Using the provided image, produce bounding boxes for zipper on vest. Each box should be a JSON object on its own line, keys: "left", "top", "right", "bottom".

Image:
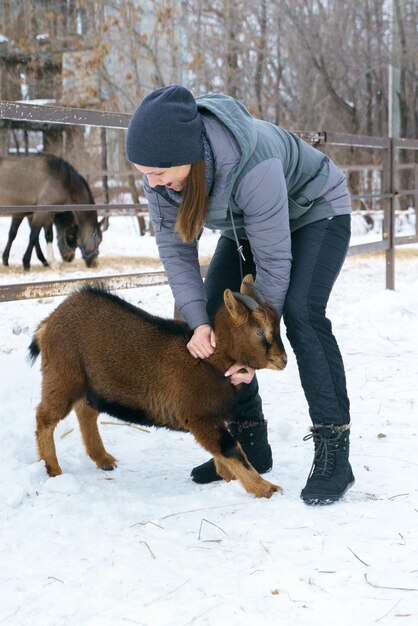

{"left": 229, "top": 203, "right": 246, "bottom": 261}
{"left": 228, "top": 202, "right": 246, "bottom": 281}
{"left": 156, "top": 195, "right": 164, "bottom": 231}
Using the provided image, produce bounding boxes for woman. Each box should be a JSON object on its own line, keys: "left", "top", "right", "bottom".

{"left": 126, "top": 85, "right": 354, "bottom": 505}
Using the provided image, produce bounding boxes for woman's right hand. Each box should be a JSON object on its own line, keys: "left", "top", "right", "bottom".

{"left": 187, "top": 324, "right": 217, "bottom": 359}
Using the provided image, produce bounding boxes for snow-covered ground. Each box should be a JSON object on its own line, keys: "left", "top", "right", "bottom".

{"left": 0, "top": 215, "right": 417, "bottom": 626}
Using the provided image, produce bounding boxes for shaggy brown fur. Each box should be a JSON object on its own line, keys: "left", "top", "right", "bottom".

{"left": 29, "top": 275, "right": 287, "bottom": 498}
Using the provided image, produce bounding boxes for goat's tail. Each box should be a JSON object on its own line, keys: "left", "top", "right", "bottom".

{"left": 28, "top": 336, "right": 40, "bottom": 365}
{"left": 27, "top": 320, "right": 47, "bottom": 365}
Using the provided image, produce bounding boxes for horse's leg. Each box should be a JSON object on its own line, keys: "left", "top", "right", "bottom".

{"left": 32, "top": 217, "right": 50, "bottom": 267}
{"left": 33, "top": 215, "right": 55, "bottom": 267}
{"left": 23, "top": 214, "right": 46, "bottom": 271}
{"left": 34, "top": 238, "right": 48, "bottom": 267}
{"left": 2, "top": 216, "right": 24, "bottom": 266}
{"left": 44, "top": 222, "right": 55, "bottom": 265}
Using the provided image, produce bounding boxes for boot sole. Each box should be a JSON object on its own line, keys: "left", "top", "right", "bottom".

{"left": 301, "top": 478, "right": 355, "bottom": 506}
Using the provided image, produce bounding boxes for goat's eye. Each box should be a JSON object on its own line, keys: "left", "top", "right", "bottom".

{"left": 256, "top": 329, "right": 264, "bottom": 336}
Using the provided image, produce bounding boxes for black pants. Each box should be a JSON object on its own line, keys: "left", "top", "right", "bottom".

{"left": 204, "top": 214, "right": 351, "bottom": 426}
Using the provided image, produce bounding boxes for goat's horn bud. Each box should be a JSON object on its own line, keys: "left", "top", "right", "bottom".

{"left": 232, "top": 292, "right": 259, "bottom": 311}
{"left": 243, "top": 281, "right": 265, "bottom": 305}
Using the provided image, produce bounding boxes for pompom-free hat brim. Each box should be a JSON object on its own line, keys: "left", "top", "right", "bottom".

{"left": 126, "top": 85, "right": 204, "bottom": 167}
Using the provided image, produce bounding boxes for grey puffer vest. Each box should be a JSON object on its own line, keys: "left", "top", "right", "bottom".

{"left": 143, "top": 93, "right": 351, "bottom": 329}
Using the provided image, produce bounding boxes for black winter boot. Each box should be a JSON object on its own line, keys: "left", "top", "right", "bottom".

{"left": 300, "top": 423, "right": 355, "bottom": 505}
{"left": 190, "top": 420, "right": 273, "bottom": 484}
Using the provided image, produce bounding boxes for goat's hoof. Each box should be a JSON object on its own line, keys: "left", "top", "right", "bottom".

{"left": 2, "top": 260, "right": 8, "bottom": 266}
{"left": 254, "top": 480, "right": 283, "bottom": 499}
{"left": 97, "top": 455, "right": 118, "bottom": 471}
{"left": 46, "top": 465, "right": 63, "bottom": 478}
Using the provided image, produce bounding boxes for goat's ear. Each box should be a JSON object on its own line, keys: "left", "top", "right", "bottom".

{"left": 224, "top": 289, "right": 249, "bottom": 325}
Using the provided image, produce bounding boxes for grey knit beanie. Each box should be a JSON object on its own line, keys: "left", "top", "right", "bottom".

{"left": 125, "top": 85, "right": 204, "bottom": 167}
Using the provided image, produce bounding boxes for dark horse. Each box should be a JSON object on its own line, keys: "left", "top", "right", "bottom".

{"left": 1, "top": 154, "right": 102, "bottom": 270}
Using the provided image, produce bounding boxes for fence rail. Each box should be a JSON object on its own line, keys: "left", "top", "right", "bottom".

{"left": 0, "top": 271, "right": 168, "bottom": 303}
{"left": 0, "top": 204, "right": 149, "bottom": 216}
{"left": 1, "top": 100, "right": 417, "bottom": 303}
{"left": 0, "top": 100, "right": 130, "bottom": 129}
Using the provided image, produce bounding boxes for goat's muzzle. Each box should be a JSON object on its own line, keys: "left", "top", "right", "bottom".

{"left": 267, "top": 353, "right": 288, "bottom": 371}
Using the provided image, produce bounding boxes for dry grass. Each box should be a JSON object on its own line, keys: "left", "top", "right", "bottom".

{"left": 1, "top": 247, "right": 415, "bottom": 280}
{"left": 0, "top": 255, "right": 163, "bottom": 276}
{"left": 95, "top": 256, "right": 164, "bottom": 269}
{"left": 390, "top": 247, "right": 418, "bottom": 259}
{"left": 348, "top": 246, "right": 418, "bottom": 261}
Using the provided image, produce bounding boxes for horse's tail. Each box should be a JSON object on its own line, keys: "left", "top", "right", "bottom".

{"left": 45, "top": 155, "right": 95, "bottom": 206}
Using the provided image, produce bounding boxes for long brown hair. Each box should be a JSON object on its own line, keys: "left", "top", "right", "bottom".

{"left": 174, "top": 160, "right": 208, "bottom": 242}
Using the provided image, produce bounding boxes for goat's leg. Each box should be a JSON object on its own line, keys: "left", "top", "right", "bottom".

{"left": 74, "top": 400, "right": 117, "bottom": 471}
{"left": 215, "top": 450, "right": 283, "bottom": 499}
{"left": 189, "top": 420, "right": 282, "bottom": 498}
{"left": 36, "top": 401, "right": 70, "bottom": 477}
{"left": 213, "top": 457, "right": 236, "bottom": 482}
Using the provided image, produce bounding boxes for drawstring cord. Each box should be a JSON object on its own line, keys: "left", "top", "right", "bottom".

{"left": 228, "top": 203, "right": 245, "bottom": 281}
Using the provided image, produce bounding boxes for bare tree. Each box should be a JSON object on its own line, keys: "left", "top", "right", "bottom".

{"left": 2, "top": 0, "right": 417, "bottom": 202}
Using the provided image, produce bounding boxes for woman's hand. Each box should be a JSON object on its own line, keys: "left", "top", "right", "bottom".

{"left": 187, "top": 327, "right": 254, "bottom": 384}
{"left": 187, "top": 324, "right": 217, "bottom": 359}
{"left": 225, "top": 364, "right": 255, "bottom": 386}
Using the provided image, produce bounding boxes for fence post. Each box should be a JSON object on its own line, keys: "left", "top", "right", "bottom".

{"left": 385, "top": 138, "right": 396, "bottom": 290}
{"left": 415, "top": 162, "right": 418, "bottom": 240}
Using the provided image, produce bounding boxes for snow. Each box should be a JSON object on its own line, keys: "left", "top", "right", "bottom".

{"left": 14, "top": 99, "right": 57, "bottom": 106}
{"left": 1, "top": 215, "right": 418, "bottom": 625}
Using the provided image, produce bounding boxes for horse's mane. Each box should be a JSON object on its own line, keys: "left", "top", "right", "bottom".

{"left": 44, "top": 154, "right": 95, "bottom": 205}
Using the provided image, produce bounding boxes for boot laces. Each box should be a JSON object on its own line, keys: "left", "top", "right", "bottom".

{"left": 304, "top": 423, "right": 350, "bottom": 480}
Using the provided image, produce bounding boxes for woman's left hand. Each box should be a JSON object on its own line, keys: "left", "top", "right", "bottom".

{"left": 225, "top": 363, "right": 255, "bottom": 386}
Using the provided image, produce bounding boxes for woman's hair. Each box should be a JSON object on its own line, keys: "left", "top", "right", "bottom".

{"left": 174, "top": 160, "right": 208, "bottom": 243}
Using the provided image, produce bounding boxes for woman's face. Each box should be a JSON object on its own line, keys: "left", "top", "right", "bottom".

{"left": 134, "top": 164, "right": 191, "bottom": 191}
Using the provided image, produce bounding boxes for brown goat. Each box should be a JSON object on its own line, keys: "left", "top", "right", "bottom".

{"left": 29, "top": 275, "right": 287, "bottom": 498}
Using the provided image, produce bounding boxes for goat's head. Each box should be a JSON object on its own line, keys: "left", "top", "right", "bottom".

{"left": 221, "top": 274, "right": 287, "bottom": 371}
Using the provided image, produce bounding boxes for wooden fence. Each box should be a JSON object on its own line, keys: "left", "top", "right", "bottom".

{"left": 0, "top": 100, "right": 417, "bottom": 303}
